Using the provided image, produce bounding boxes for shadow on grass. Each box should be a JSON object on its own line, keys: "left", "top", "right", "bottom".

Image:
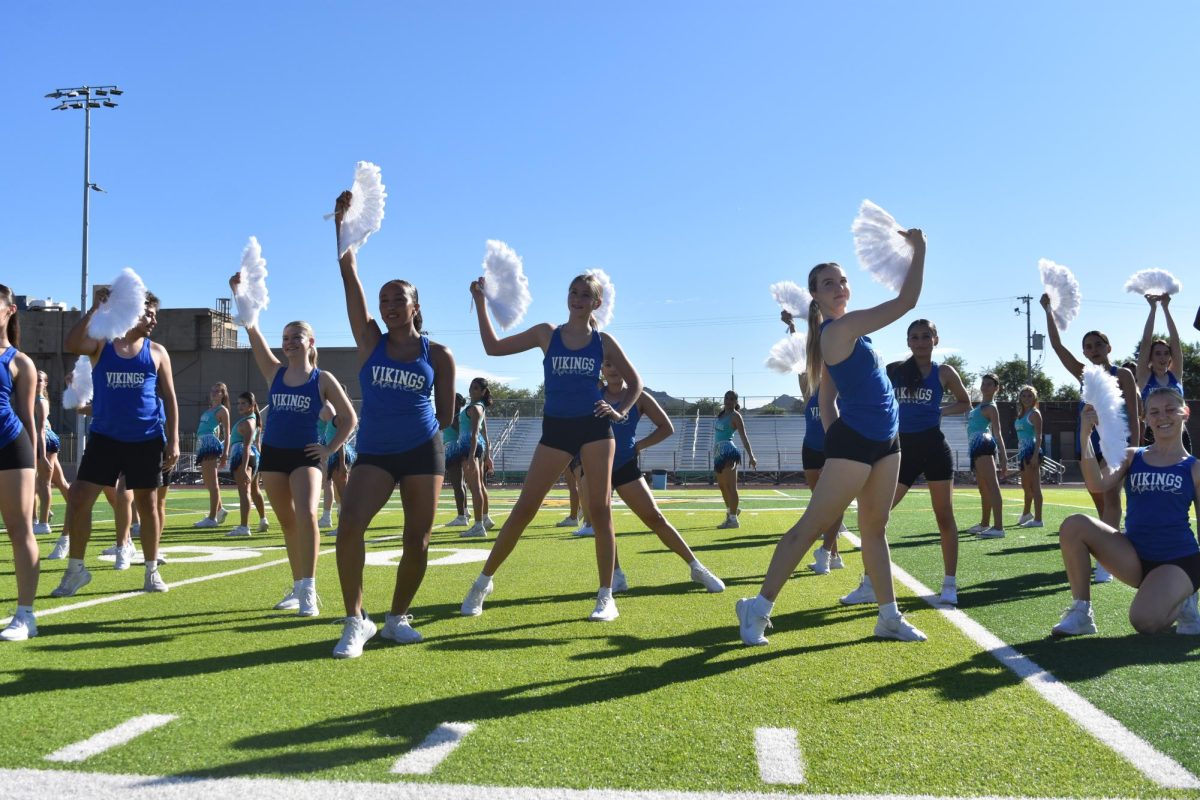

{"left": 955, "top": 569, "right": 1065, "bottom": 608}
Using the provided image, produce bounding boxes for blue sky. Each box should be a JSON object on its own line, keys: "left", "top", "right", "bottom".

{"left": 3, "top": 2, "right": 1197, "bottom": 403}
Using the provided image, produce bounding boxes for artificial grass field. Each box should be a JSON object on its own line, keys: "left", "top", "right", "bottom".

{"left": 2, "top": 484, "right": 1199, "bottom": 798}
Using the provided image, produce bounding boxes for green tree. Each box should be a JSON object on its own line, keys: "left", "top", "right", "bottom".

{"left": 685, "top": 397, "right": 723, "bottom": 415}
{"left": 981, "top": 356, "right": 1054, "bottom": 402}
{"left": 940, "top": 354, "right": 976, "bottom": 391}
{"left": 1052, "top": 384, "right": 1080, "bottom": 402}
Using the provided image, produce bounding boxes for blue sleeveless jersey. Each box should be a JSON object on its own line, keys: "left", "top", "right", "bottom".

{"left": 0, "top": 348, "right": 25, "bottom": 449}
{"left": 91, "top": 340, "right": 162, "bottom": 442}
{"left": 822, "top": 321, "right": 898, "bottom": 441}
{"left": 357, "top": 336, "right": 439, "bottom": 454}
{"left": 1124, "top": 450, "right": 1198, "bottom": 561}
{"left": 263, "top": 367, "right": 323, "bottom": 449}
{"left": 543, "top": 327, "right": 603, "bottom": 417}
{"left": 803, "top": 391, "right": 825, "bottom": 452}
{"left": 612, "top": 401, "right": 642, "bottom": 467}
{"left": 1142, "top": 370, "right": 1184, "bottom": 401}
{"left": 894, "top": 362, "right": 944, "bottom": 434}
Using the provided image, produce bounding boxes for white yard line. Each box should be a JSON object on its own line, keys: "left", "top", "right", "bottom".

{"left": 44, "top": 715, "right": 178, "bottom": 763}
{"left": 753, "top": 727, "right": 804, "bottom": 785}
{"left": 390, "top": 722, "right": 476, "bottom": 775}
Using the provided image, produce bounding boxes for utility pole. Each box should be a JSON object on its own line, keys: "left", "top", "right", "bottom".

{"left": 1015, "top": 295, "right": 1033, "bottom": 383}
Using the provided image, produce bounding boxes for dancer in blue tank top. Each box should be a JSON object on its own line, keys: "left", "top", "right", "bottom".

{"left": 193, "top": 382, "right": 232, "bottom": 530}
{"left": 225, "top": 391, "right": 268, "bottom": 537}
{"left": 462, "top": 271, "right": 643, "bottom": 624}
{"left": 53, "top": 289, "right": 179, "bottom": 600}
{"left": 457, "top": 378, "right": 497, "bottom": 538}
{"left": 1051, "top": 388, "right": 1200, "bottom": 637}
{"left": 33, "top": 370, "right": 71, "bottom": 539}
{"left": 1013, "top": 385, "right": 1045, "bottom": 528}
{"left": 330, "top": 191, "right": 454, "bottom": 658}
{"left": 1136, "top": 293, "right": 1192, "bottom": 454}
{"left": 712, "top": 391, "right": 757, "bottom": 529}
{"left": 964, "top": 374, "right": 1008, "bottom": 538}
{"left": 232, "top": 272, "right": 357, "bottom": 621}
{"left": 738, "top": 226, "right": 930, "bottom": 646}
{"left": 0, "top": 285, "right": 41, "bottom": 642}
{"left": 317, "top": 401, "right": 356, "bottom": 533}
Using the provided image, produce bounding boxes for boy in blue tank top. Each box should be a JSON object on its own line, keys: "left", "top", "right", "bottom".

{"left": 52, "top": 290, "right": 180, "bottom": 598}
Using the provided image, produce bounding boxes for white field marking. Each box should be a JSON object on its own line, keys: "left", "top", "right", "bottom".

{"left": 841, "top": 530, "right": 1200, "bottom": 790}
{"left": 390, "top": 721, "right": 477, "bottom": 775}
{"left": 753, "top": 727, "right": 804, "bottom": 785}
{"left": 0, "top": 768, "right": 1129, "bottom": 800}
{"left": 43, "top": 715, "right": 178, "bottom": 763}
{"left": 773, "top": 489, "right": 791, "bottom": 497}
{"left": 97, "top": 546, "right": 264, "bottom": 565}
{"left": 364, "top": 548, "right": 490, "bottom": 568}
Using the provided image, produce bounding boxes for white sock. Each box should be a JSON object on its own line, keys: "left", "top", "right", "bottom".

{"left": 16, "top": 604, "right": 33, "bottom": 616}
{"left": 145, "top": 561, "right": 157, "bottom": 575}
{"left": 67, "top": 558, "right": 84, "bottom": 572}
{"left": 474, "top": 572, "right": 491, "bottom": 588}
{"left": 861, "top": 574, "right": 873, "bottom": 588}
{"left": 598, "top": 587, "right": 613, "bottom": 601}
{"left": 687, "top": 558, "right": 701, "bottom": 570}
{"left": 751, "top": 594, "right": 774, "bottom": 617}
{"left": 943, "top": 576, "right": 956, "bottom": 587}
{"left": 879, "top": 601, "right": 900, "bottom": 619}
{"left": 1073, "top": 599, "right": 1092, "bottom": 611}
{"left": 297, "top": 577, "right": 315, "bottom": 592}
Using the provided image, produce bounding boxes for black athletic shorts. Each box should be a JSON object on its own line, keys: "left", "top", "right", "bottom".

{"left": 356, "top": 435, "right": 446, "bottom": 482}
{"left": 259, "top": 444, "right": 321, "bottom": 475}
{"left": 540, "top": 415, "right": 613, "bottom": 456}
{"left": 898, "top": 428, "right": 954, "bottom": 486}
{"left": 161, "top": 467, "right": 172, "bottom": 488}
{"left": 0, "top": 433, "right": 34, "bottom": 471}
{"left": 1139, "top": 553, "right": 1200, "bottom": 594}
{"left": 77, "top": 431, "right": 163, "bottom": 490}
{"left": 802, "top": 445, "right": 826, "bottom": 471}
{"left": 612, "top": 458, "right": 642, "bottom": 489}
{"left": 823, "top": 418, "right": 900, "bottom": 466}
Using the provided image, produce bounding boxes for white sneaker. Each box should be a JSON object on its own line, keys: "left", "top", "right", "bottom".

{"left": 482, "top": 516, "right": 496, "bottom": 530}
{"left": 216, "top": 507, "right": 229, "bottom": 525}
{"left": 690, "top": 564, "right": 726, "bottom": 593}
{"left": 1093, "top": 563, "right": 1113, "bottom": 583}
{"left": 612, "top": 568, "right": 629, "bottom": 594}
{"left": 258, "top": 518, "right": 270, "bottom": 532}
{"left": 875, "top": 613, "right": 928, "bottom": 642}
{"left": 114, "top": 543, "right": 133, "bottom": 571}
{"left": 1052, "top": 603, "right": 1097, "bottom": 637}
{"left": 193, "top": 517, "right": 218, "bottom": 528}
{"left": 47, "top": 536, "right": 70, "bottom": 560}
{"left": 829, "top": 553, "right": 845, "bottom": 570}
{"left": 840, "top": 575, "right": 876, "bottom": 605}
{"left": 333, "top": 615, "right": 378, "bottom": 658}
{"left": 572, "top": 524, "right": 595, "bottom": 537}
{"left": 51, "top": 565, "right": 91, "bottom": 597}
{"left": 555, "top": 516, "right": 578, "bottom": 528}
{"left": 1176, "top": 594, "right": 1200, "bottom": 635}
{"left": 735, "top": 597, "right": 771, "bottom": 646}
{"left": 143, "top": 569, "right": 169, "bottom": 593}
{"left": 716, "top": 513, "right": 740, "bottom": 530}
{"left": 1019, "top": 519, "right": 1044, "bottom": 528}
{"left": 101, "top": 542, "right": 121, "bottom": 556}
{"left": 274, "top": 589, "right": 300, "bottom": 611}
{"left": 381, "top": 613, "right": 423, "bottom": 644}
{"left": 318, "top": 512, "right": 333, "bottom": 530}
{"left": 131, "top": 523, "right": 140, "bottom": 536}
{"left": 966, "top": 523, "right": 988, "bottom": 535}
{"left": 0, "top": 611, "right": 37, "bottom": 641}
{"left": 1016, "top": 512, "right": 1034, "bottom": 526}
{"left": 808, "top": 547, "right": 831, "bottom": 575}
{"left": 461, "top": 578, "right": 493, "bottom": 616}
{"left": 588, "top": 593, "right": 619, "bottom": 622}
{"left": 33, "top": 521, "right": 52, "bottom": 536}
{"left": 978, "top": 527, "right": 1006, "bottom": 539}
{"left": 460, "top": 522, "right": 487, "bottom": 538}
{"left": 838, "top": 522, "right": 850, "bottom": 534}
{"left": 298, "top": 586, "right": 320, "bottom": 617}
{"left": 226, "top": 525, "right": 252, "bottom": 537}
{"left": 938, "top": 585, "right": 958, "bottom": 607}
{"left": 447, "top": 514, "right": 470, "bottom": 527}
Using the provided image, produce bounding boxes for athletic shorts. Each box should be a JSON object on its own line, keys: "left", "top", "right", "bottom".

{"left": 898, "top": 428, "right": 954, "bottom": 486}
{"left": 969, "top": 437, "right": 998, "bottom": 469}
{"left": 77, "top": 431, "right": 163, "bottom": 489}
{"left": 161, "top": 467, "right": 173, "bottom": 488}
{"left": 540, "top": 415, "right": 613, "bottom": 456}
{"left": 259, "top": 444, "right": 321, "bottom": 475}
{"left": 823, "top": 418, "right": 900, "bottom": 466}
{"left": 612, "top": 458, "right": 642, "bottom": 489}
{"left": 356, "top": 434, "right": 446, "bottom": 482}
{"left": 802, "top": 445, "right": 826, "bottom": 472}
{"left": 568, "top": 453, "right": 581, "bottom": 472}
{"left": 1139, "top": 553, "right": 1200, "bottom": 594}
{"left": 0, "top": 433, "right": 34, "bottom": 471}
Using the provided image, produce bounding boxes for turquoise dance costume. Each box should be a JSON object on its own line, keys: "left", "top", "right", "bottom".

{"left": 318, "top": 416, "right": 357, "bottom": 472}
{"left": 1015, "top": 409, "right": 1042, "bottom": 468}
{"left": 229, "top": 414, "right": 260, "bottom": 474}
{"left": 712, "top": 412, "right": 741, "bottom": 472}
{"left": 967, "top": 401, "right": 998, "bottom": 466}
{"left": 457, "top": 401, "right": 487, "bottom": 461}
{"left": 195, "top": 407, "right": 224, "bottom": 462}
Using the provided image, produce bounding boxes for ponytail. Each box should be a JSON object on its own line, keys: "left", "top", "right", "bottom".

{"left": 804, "top": 297, "right": 823, "bottom": 395}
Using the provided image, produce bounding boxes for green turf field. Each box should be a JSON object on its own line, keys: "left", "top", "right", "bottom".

{"left": 2, "top": 485, "right": 1199, "bottom": 799}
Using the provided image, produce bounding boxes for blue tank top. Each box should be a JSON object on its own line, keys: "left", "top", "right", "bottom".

{"left": 967, "top": 402, "right": 994, "bottom": 449}
{"left": 803, "top": 391, "right": 825, "bottom": 452}
{"left": 714, "top": 412, "right": 735, "bottom": 444}
{"left": 263, "top": 367, "right": 323, "bottom": 449}
{"left": 822, "top": 321, "right": 898, "bottom": 441}
{"left": 543, "top": 327, "right": 603, "bottom": 417}
{"left": 1124, "top": 450, "right": 1198, "bottom": 561}
{"left": 357, "top": 336, "right": 439, "bottom": 455}
{"left": 0, "top": 348, "right": 25, "bottom": 449}
{"left": 91, "top": 340, "right": 162, "bottom": 442}
{"left": 611, "top": 401, "right": 642, "bottom": 467}
{"left": 458, "top": 402, "right": 486, "bottom": 452}
{"left": 196, "top": 407, "right": 222, "bottom": 439}
{"left": 894, "top": 362, "right": 944, "bottom": 434}
{"left": 1142, "top": 370, "right": 1184, "bottom": 401}
{"left": 1015, "top": 409, "right": 1036, "bottom": 446}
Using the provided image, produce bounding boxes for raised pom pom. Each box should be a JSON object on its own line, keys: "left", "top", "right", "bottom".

{"left": 770, "top": 281, "right": 812, "bottom": 319}
{"left": 852, "top": 200, "right": 913, "bottom": 292}
{"left": 335, "top": 161, "right": 386, "bottom": 257}
{"left": 87, "top": 268, "right": 148, "bottom": 341}
{"left": 233, "top": 236, "right": 269, "bottom": 328}
{"left": 483, "top": 240, "right": 532, "bottom": 330}
{"left": 1123, "top": 268, "right": 1182, "bottom": 297}
{"left": 1081, "top": 364, "right": 1129, "bottom": 465}
{"left": 1039, "top": 258, "right": 1081, "bottom": 331}
{"left": 584, "top": 268, "right": 616, "bottom": 329}
{"left": 62, "top": 356, "right": 93, "bottom": 410}
{"left": 765, "top": 333, "right": 807, "bottom": 374}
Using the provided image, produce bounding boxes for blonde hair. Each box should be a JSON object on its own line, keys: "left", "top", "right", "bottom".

{"left": 1018, "top": 384, "right": 1039, "bottom": 410}
{"left": 570, "top": 274, "right": 603, "bottom": 329}
{"left": 37, "top": 370, "right": 49, "bottom": 399}
{"left": 804, "top": 263, "right": 838, "bottom": 395}
{"left": 284, "top": 321, "right": 319, "bottom": 367}
{"left": 211, "top": 382, "right": 229, "bottom": 408}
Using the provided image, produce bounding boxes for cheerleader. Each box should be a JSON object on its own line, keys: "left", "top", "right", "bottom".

{"left": 965, "top": 374, "right": 1008, "bottom": 538}
{"left": 1014, "top": 386, "right": 1044, "bottom": 528}
{"left": 737, "top": 228, "right": 929, "bottom": 646}
{"left": 317, "top": 401, "right": 355, "bottom": 532}
{"left": 331, "top": 192, "right": 453, "bottom": 658}
{"left": 459, "top": 377, "right": 496, "bottom": 537}
{"left": 231, "top": 274, "right": 357, "bottom": 618}
{"left": 192, "top": 383, "right": 231, "bottom": 529}
{"left": 225, "top": 391, "right": 268, "bottom": 537}
{"left": 1050, "top": 388, "right": 1200, "bottom": 636}
{"left": 461, "top": 272, "right": 643, "bottom": 622}
{"left": 444, "top": 393, "right": 470, "bottom": 526}
{"left": 33, "top": 371, "right": 70, "bottom": 537}
{"left": 0, "top": 285, "right": 40, "bottom": 641}
{"left": 713, "top": 391, "right": 757, "bottom": 529}
{"left": 1136, "top": 294, "right": 1190, "bottom": 451}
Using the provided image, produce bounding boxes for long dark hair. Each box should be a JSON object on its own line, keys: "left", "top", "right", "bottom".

{"left": 383, "top": 280, "right": 424, "bottom": 333}
{"left": 471, "top": 377, "right": 493, "bottom": 407}
{"left": 888, "top": 319, "right": 937, "bottom": 395}
{"left": 0, "top": 284, "right": 21, "bottom": 347}
{"left": 238, "top": 391, "right": 261, "bottom": 428}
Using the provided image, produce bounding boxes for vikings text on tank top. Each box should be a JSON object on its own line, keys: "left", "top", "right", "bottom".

{"left": 1142, "top": 370, "right": 1184, "bottom": 401}
{"left": 714, "top": 412, "right": 735, "bottom": 444}
{"left": 0, "top": 348, "right": 25, "bottom": 448}
{"left": 1123, "top": 449, "right": 1199, "bottom": 561}
{"left": 821, "top": 320, "right": 899, "bottom": 441}
{"left": 543, "top": 326, "right": 604, "bottom": 417}
{"left": 263, "top": 366, "right": 323, "bottom": 449}
{"left": 90, "top": 340, "right": 163, "bottom": 442}
{"left": 967, "top": 402, "right": 994, "bottom": 449}
{"left": 196, "top": 407, "right": 221, "bottom": 439}
{"left": 894, "top": 362, "right": 944, "bottom": 434}
{"left": 357, "top": 336, "right": 438, "bottom": 454}
{"left": 458, "top": 401, "right": 486, "bottom": 451}
{"left": 803, "top": 391, "right": 825, "bottom": 452}
{"left": 611, "top": 401, "right": 642, "bottom": 467}
{"left": 230, "top": 415, "right": 254, "bottom": 446}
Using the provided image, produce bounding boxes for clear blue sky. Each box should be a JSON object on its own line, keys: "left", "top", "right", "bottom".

{"left": 3, "top": 2, "right": 1197, "bottom": 403}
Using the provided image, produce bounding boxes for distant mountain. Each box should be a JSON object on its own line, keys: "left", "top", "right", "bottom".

{"left": 645, "top": 387, "right": 689, "bottom": 412}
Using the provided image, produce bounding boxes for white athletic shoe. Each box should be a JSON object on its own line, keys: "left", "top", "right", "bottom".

{"left": 447, "top": 514, "right": 470, "bottom": 527}
{"left": 735, "top": 597, "right": 771, "bottom": 646}
{"left": 1052, "top": 603, "right": 1097, "bottom": 637}
{"left": 829, "top": 553, "right": 845, "bottom": 570}
{"left": 938, "top": 585, "right": 958, "bottom": 607}
{"left": 333, "top": 615, "right": 378, "bottom": 659}
{"left": 612, "top": 568, "right": 629, "bottom": 594}
{"left": 1016, "top": 512, "right": 1034, "bottom": 526}
{"left": 838, "top": 522, "right": 850, "bottom": 534}
{"left": 555, "top": 516, "right": 578, "bottom": 528}
{"left": 381, "top": 613, "right": 423, "bottom": 644}
{"left": 840, "top": 575, "right": 876, "bottom": 605}
{"left": 258, "top": 518, "right": 270, "bottom": 532}
{"left": 0, "top": 611, "right": 37, "bottom": 641}
{"left": 1019, "top": 519, "right": 1044, "bottom": 528}
{"left": 460, "top": 522, "right": 487, "bottom": 538}
{"left": 193, "top": 517, "right": 218, "bottom": 529}
{"left": 274, "top": 589, "right": 300, "bottom": 611}
{"left": 47, "top": 535, "right": 70, "bottom": 560}
{"left": 226, "top": 525, "right": 252, "bottom": 537}
{"left": 131, "top": 523, "right": 140, "bottom": 536}
{"left": 716, "top": 513, "right": 740, "bottom": 530}
{"left": 482, "top": 516, "right": 496, "bottom": 530}
{"left": 101, "top": 542, "right": 121, "bottom": 556}
{"left": 1176, "top": 594, "right": 1200, "bottom": 635}
{"left": 143, "top": 569, "right": 169, "bottom": 593}
{"left": 461, "top": 578, "right": 493, "bottom": 616}
{"left": 216, "top": 507, "right": 229, "bottom": 525}
{"left": 298, "top": 586, "right": 320, "bottom": 617}
{"left": 588, "top": 593, "right": 619, "bottom": 622}
{"left": 51, "top": 565, "right": 91, "bottom": 597}
{"left": 977, "top": 527, "right": 1006, "bottom": 539}
{"left": 114, "top": 542, "right": 134, "bottom": 571}
{"left": 33, "top": 522, "right": 52, "bottom": 536}
{"left": 1093, "top": 563, "right": 1113, "bottom": 583}
{"left": 690, "top": 564, "right": 726, "bottom": 593}
{"left": 809, "top": 547, "right": 831, "bottom": 575}
{"left": 875, "top": 613, "right": 928, "bottom": 642}
{"left": 572, "top": 524, "right": 595, "bottom": 537}
{"left": 966, "top": 523, "right": 988, "bottom": 535}
{"left": 318, "top": 512, "right": 333, "bottom": 530}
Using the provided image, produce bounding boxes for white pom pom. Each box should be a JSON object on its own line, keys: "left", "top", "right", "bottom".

{"left": 87, "top": 268, "right": 148, "bottom": 341}
{"left": 1081, "top": 364, "right": 1129, "bottom": 464}
{"left": 770, "top": 281, "right": 812, "bottom": 319}
{"left": 335, "top": 161, "right": 386, "bottom": 258}
{"left": 1038, "top": 258, "right": 1082, "bottom": 331}
{"left": 482, "top": 240, "right": 532, "bottom": 330}
{"left": 584, "top": 268, "right": 616, "bottom": 329}
{"left": 233, "top": 236, "right": 270, "bottom": 328}
{"left": 851, "top": 200, "right": 913, "bottom": 292}
{"left": 1123, "top": 268, "right": 1183, "bottom": 297}
{"left": 765, "top": 333, "right": 807, "bottom": 374}
{"left": 62, "top": 356, "right": 93, "bottom": 410}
